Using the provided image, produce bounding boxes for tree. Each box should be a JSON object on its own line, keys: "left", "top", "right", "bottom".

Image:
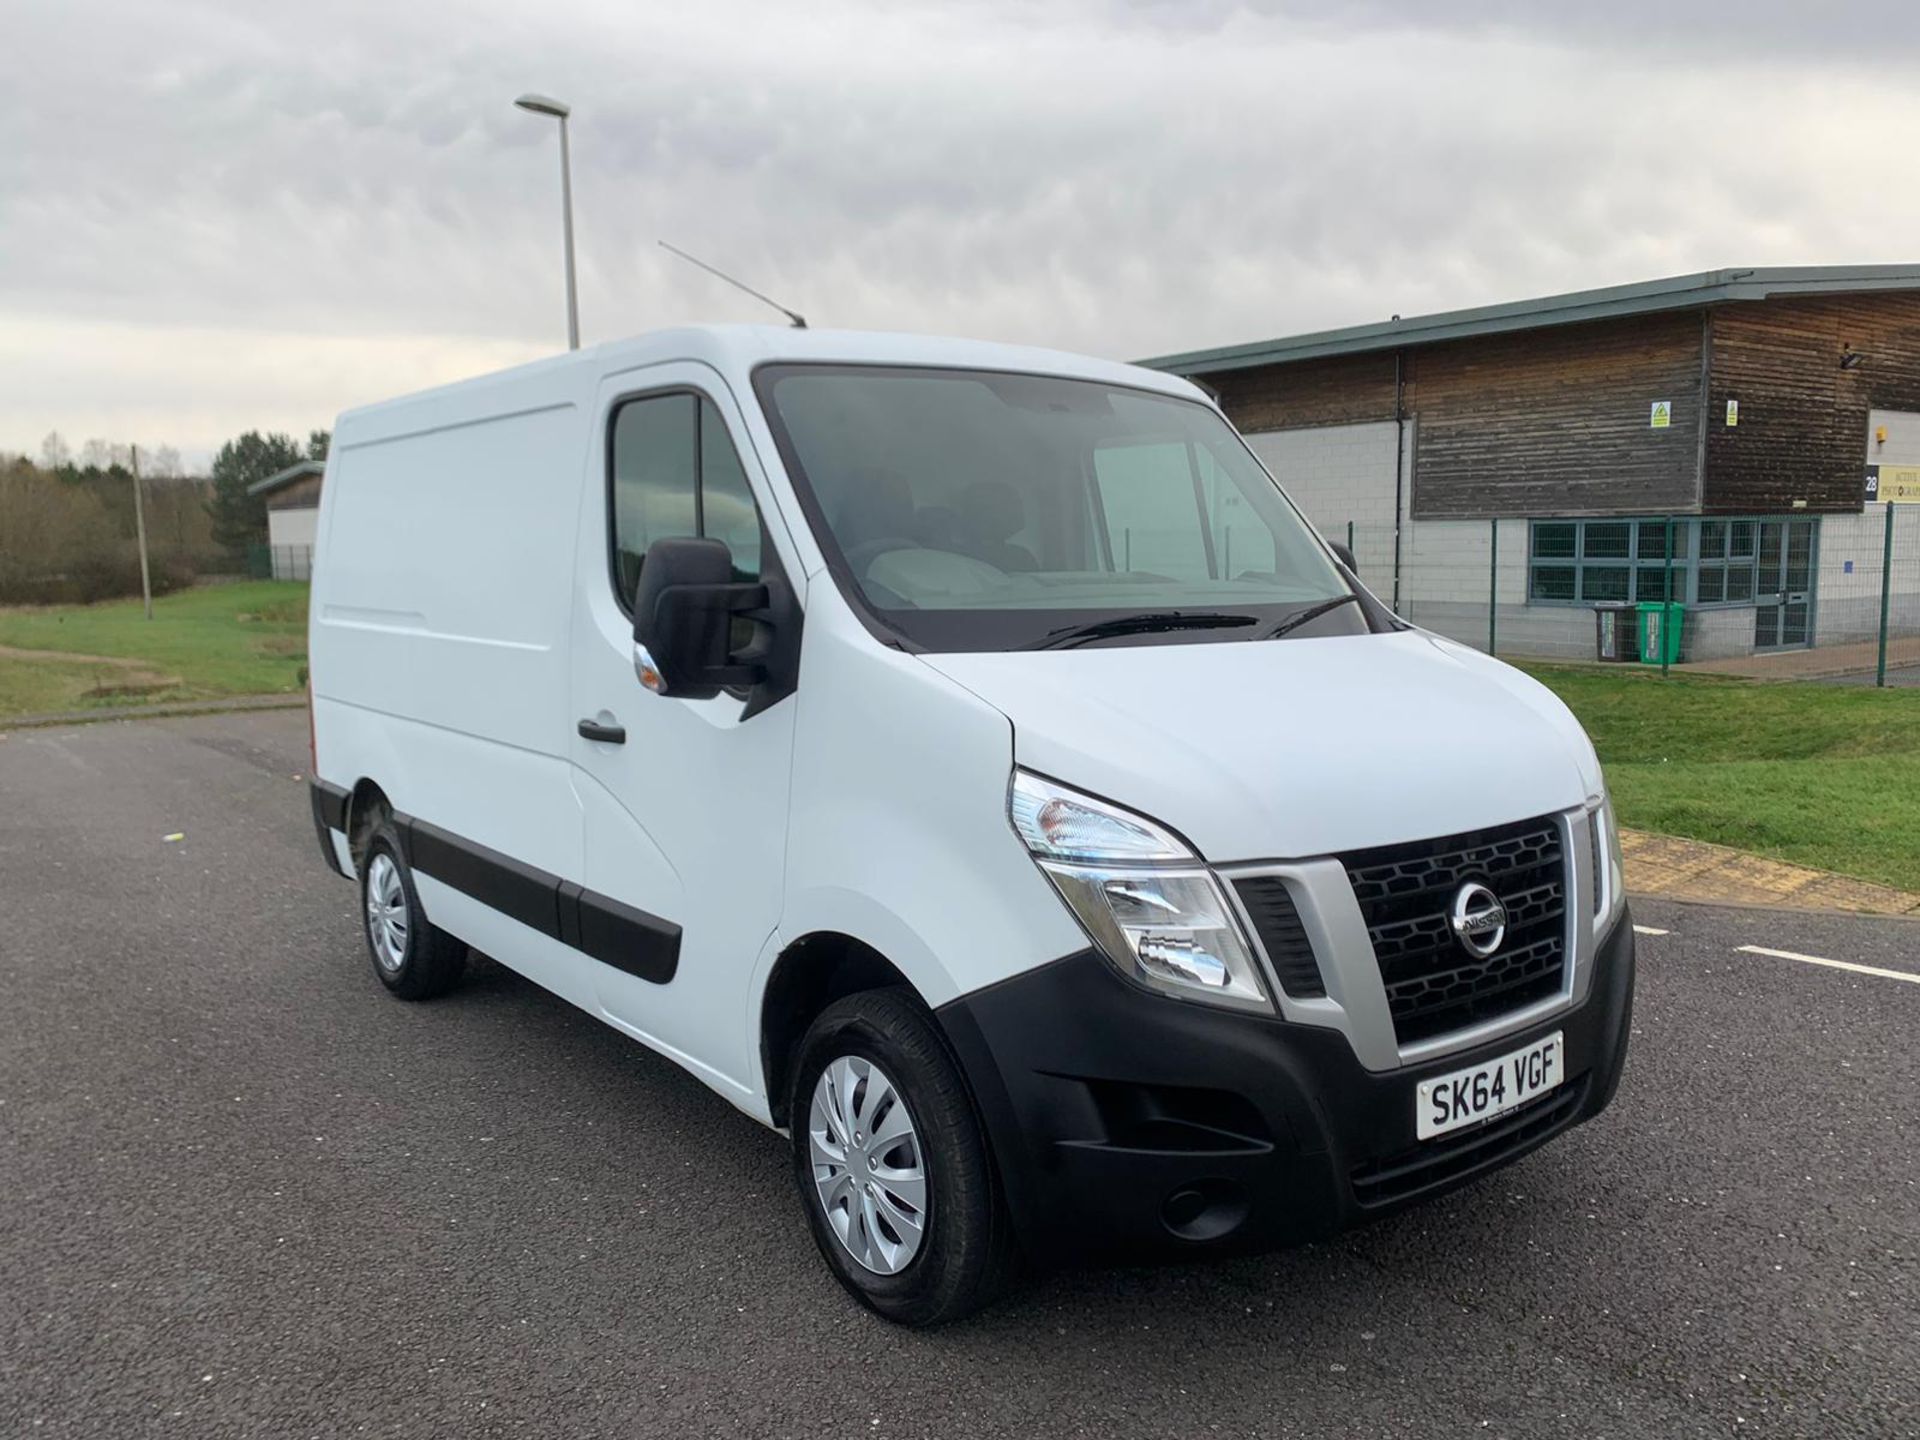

{"left": 207, "top": 430, "right": 307, "bottom": 556}
{"left": 307, "top": 428, "right": 331, "bottom": 463}
{"left": 40, "top": 431, "right": 70, "bottom": 471}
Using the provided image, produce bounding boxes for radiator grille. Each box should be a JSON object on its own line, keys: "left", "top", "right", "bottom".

{"left": 1344, "top": 817, "right": 1567, "bottom": 1046}
{"left": 1233, "top": 877, "right": 1325, "bottom": 998}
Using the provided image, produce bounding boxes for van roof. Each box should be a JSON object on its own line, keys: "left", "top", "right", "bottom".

{"left": 336, "top": 324, "right": 1208, "bottom": 427}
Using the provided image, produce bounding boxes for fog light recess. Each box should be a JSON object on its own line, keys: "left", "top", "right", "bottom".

{"left": 1159, "top": 1178, "right": 1250, "bottom": 1243}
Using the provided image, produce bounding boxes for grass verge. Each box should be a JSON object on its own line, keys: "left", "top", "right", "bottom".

{"left": 1, "top": 595, "right": 1911, "bottom": 891}
{"left": 1524, "top": 664, "right": 1920, "bottom": 893}
{"left": 0, "top": 581, "right": 308, "bottom": 719}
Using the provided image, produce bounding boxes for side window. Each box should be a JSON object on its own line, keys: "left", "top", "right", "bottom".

{"left": 610, "top": 392, "right": 763, "bottom": 607}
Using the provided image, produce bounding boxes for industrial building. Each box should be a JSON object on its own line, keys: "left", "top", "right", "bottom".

{"left": 1144, "top": 266, "right": 1920, "bottom": 660}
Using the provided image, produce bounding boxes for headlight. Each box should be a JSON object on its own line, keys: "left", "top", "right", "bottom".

{"left": 1010, "top": 772, "right": 1270, "bottom": 1011}
{"left": 1589, "top": 791, "right": 1626, "bottom": 931}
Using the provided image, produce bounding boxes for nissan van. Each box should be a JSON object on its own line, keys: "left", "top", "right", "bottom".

{"left": 307, "top": 325, "right": 1634, "bottom": 1325}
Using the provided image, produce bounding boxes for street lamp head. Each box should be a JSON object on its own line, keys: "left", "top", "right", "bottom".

{"left": 514, "top": 93, "right": 571, "bottom": 119}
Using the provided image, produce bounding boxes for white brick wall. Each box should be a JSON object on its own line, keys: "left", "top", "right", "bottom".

{"left": 1234, "top": 411, "right": 1920, "bottom": 662}
{"left": 1242, "top": 421, "right": 1402, "bottom": 582}
{"left": 1817, "top": 505, "right": 1920, "bottom": 644}
{"left": 1868, "top": 408, "right": 1920, "bottom": 467}
{"left": 267, "top": 505, "right": 318, "bottom": 550}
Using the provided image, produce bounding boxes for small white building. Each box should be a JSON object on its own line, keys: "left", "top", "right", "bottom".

{"left": 247, "top": 461, "right": 324, "bottom": 580}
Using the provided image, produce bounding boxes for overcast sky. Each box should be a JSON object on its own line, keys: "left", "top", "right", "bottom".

{"left": 4, "top": 0, "right": 1918, "bottom": 467}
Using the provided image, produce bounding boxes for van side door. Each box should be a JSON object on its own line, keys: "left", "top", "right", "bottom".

{"left": 566, "top": 364, "right": 799, "bottom": 1100}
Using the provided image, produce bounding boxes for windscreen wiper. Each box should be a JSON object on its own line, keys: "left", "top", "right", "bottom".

{"left": 1258, "top": 593, "right": 1361, "bottom": 640}
{"left": 1021, "top": 611, "right": 1259, "bottom": 651}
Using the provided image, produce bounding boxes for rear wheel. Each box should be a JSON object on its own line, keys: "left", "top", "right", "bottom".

{"left": 358, "top": 821, "right": 466, "bottom": 1000}
{"left": 790, "top": 988, "right": 1012, "bottom": 1326}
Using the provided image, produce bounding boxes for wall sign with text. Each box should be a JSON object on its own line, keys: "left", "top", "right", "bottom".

{"left": 1866, "top": 465, "right": 1920, "bottom": 503}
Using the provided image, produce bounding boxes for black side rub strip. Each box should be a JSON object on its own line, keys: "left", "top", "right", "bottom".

{"left": 576, "top": 890, "right": 680, "bottom": 984}
{"left": 393, "top": 813, "right": 682, "bottom": 985}
{"left": 307, "top": 780, "right": 681, "bottom": 985}
{"left": 406, "top": 818, "right": 563, "bottom": 939}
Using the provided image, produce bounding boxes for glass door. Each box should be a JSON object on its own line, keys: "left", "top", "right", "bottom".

{"left": 1754, "top": 518, "right": 1816, "bottom": 650}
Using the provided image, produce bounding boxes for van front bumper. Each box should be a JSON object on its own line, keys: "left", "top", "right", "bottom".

{"left": 935, "top": 912, "right": 1635, "bottom": 1267}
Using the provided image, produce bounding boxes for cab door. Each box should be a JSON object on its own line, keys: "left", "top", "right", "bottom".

{"left": 566, "top": 363, "right": 799, "bottom": 1096}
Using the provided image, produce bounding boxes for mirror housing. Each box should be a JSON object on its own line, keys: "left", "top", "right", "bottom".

{"left": 1329, "top": 541, "right": 1357, "bottom": 573}
{"left": 630, "top": 537, "right": 768, "bottom": 700}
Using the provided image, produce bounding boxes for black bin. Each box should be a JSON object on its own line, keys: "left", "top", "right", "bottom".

{"left": 1593, "top": 603, "right": 1639, "bottom": 662}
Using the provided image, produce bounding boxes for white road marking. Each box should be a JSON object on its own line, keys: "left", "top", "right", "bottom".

{"left": 1633, "top": 925, "right": 1669, "bottom": 936}
{"left": 1735, "top": 945, "right": 1920, "bottom": 986}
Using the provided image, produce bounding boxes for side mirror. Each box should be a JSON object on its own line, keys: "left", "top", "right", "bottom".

{"left": 1329, "top": 541, "right": 1357, "bottom": 573}
{"left": 630, "top": 537, "right": 768, "bottom": 700}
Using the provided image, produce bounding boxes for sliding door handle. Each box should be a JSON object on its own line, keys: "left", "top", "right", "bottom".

{"left": 577, "top": 718, "right": 627, "bottom": 745}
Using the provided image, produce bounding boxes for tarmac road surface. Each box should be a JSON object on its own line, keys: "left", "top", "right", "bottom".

{"left": 2, "top": 711, "right": 1916, "bottom": 1437}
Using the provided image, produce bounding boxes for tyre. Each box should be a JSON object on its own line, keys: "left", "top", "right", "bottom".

{"left": 358, "top": 820, "right": 467, "bottom": 1000}
{"left": 790, "top": 987, "right": 1012, "bottom": 1326}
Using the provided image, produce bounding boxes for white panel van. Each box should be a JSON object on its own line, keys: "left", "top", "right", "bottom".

{"left": 308, "top": 326, "right": 1634, "bottom": 1325}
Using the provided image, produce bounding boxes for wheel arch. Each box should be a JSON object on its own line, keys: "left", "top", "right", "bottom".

{"left": 759, "top": 932, "right": 927, "bottom": 1129}
{"left": 344, "top": 778, "right": 393, "bottom": 872}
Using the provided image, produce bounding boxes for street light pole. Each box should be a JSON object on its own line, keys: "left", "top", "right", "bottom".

{"left": 514, "top": 92, "right": 579, "bottom": 350}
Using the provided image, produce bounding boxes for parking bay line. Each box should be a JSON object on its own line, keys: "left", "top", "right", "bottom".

{"left": 1633, "top": 925, "right": 1669, "bottom": 936}
{"left": 1735, "top": 945, "right": 1920, "bottom": 986}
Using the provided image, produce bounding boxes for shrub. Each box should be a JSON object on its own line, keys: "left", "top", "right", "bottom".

{"left": 0, "top": 459, "right": 212, "bottom": 604}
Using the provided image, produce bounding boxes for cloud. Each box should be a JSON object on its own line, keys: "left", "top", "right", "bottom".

{"left": 2, "top": 0, "right": 1917, "bottom": 462}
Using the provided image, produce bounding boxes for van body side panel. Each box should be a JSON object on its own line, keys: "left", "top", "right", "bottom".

{"left": 311, "top": 399, "right": 587, "bottom": 913}
{"left": 775, "top": 590, "right": 1089, "bottom": 1012}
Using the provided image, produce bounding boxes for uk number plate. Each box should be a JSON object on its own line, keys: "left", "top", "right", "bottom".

{"left": 1416, "top": 1031, "right": 1563, "bottom": 1141}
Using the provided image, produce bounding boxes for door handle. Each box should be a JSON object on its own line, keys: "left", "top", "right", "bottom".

{"left": 577, "top": 718, "right": 627, "bottom": 745}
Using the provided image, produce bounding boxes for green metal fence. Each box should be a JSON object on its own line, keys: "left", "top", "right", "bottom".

{"left": 1322, "top": 506, "right": 1920, "bottom": 684}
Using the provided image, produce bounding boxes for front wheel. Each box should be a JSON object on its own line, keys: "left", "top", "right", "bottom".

{"left": 790, "top": 988, "right": 1013, "bottom": 1326}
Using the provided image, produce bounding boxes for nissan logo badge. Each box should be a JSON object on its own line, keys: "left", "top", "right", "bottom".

{"left": 1449, "top": 882, "right": 1509, "bottom": 958}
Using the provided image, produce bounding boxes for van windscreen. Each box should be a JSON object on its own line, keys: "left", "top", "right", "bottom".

{"left": 754, "top": 364, "right": 1363, "bottom": 653}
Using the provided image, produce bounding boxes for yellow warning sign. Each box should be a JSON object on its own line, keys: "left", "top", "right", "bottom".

{"left": 1650, "top": 400, "right": 1672, "bottom": 429}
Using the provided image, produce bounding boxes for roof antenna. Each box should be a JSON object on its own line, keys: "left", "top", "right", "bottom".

{"left": 658, "top": 240, "right": 807, "bottom": 328}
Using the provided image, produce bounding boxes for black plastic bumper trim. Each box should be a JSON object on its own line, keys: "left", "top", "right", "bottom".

{"left": 310, "top": 780, "right": 349, "bottom": 877}
{"left": 935, "top": 912, "right": 1636, "bottom": 1269}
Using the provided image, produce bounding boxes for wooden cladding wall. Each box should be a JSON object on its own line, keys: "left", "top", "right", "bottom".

{"left": 1210, "top": 351, "right": 1399, "bottom": 432}
{"left": 1704, "top": 292, "right": 1920, "bottom": 514}
{"left": 265, "top": 473, "right": 323, "bottom": 512}
{"left": 1210, "top": 311, "right": 1707, "bottom": 519}
{"left": 1406, "top": 311, "right": 1704, "bottom": 519}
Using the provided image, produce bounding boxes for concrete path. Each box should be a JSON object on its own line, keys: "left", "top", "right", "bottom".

{"left": 1621, "top": 826, "right": 1920, "bottom": 916}
{"left": 1679, "top": 633, "right": 1920, "bottom": 681}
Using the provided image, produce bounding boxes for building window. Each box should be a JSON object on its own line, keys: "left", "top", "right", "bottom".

{"left": 1694, "top": 519, "right": 1757, "bottom": 604}
{"left": 1528, "top": 519, "right": 1691, "bottom": 605}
